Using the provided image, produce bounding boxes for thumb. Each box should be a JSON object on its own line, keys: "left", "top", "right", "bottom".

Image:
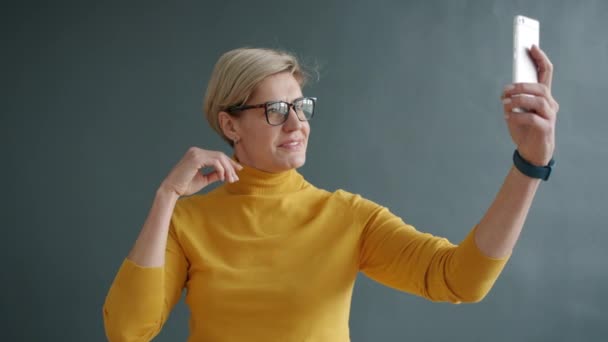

{"left": 201, "top": 170, "right": 221, "bottom": 185}
{"left": 188, "top": 171, "right": 221, "bottom": 195}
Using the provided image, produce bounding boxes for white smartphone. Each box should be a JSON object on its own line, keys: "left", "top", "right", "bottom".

{"left": 513, "top": 15, "right": 540, "bottom": 112}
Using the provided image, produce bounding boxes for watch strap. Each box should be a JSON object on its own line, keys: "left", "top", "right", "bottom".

{"left": 513, "top": 150, "right": 555, "bottom": 181}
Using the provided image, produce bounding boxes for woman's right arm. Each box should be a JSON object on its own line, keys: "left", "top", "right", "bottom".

{"left": 103, "top": 189, "right": 184, "bottom": 342}
{"left": 103, "top": 147, "right": 242, "bottom": 342}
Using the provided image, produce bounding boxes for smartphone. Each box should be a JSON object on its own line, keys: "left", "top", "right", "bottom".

{"left": 513, "top": 15, "right": 540, "bottom": 112}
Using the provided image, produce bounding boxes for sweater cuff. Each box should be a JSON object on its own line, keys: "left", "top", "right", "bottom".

{"left": 113, "top": 258, "right": 164, "bottom": 300}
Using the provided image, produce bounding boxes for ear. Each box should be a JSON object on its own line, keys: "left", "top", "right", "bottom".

{"left": 218, "top": 111, "right": 240, "bottom": 141}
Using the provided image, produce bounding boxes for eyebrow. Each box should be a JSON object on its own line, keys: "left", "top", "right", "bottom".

{"left": 239, "top": 96, "right": 305, "bottom": 107}
{"left": 271, "top": 96, "right": 305, "bottom": 103}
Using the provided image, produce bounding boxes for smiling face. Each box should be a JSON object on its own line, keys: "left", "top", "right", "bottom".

{"left": 219, "top": 71, "right": 310, "bottom": 173}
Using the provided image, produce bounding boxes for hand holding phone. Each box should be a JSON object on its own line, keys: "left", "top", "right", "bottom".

{"left": 503, "top": 15, "right": 559, "bottom": 168}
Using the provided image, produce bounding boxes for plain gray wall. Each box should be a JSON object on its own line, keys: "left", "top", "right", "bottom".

{"left": 3, "top": 0, "right": 607, "bottom": 341}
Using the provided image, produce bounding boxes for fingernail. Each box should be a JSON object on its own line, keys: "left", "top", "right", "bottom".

{"left": 502, "top": 98, "right": 512, "bottom": 104}
{"left": 504, "top": 84, "right": 515, "bottom": 92}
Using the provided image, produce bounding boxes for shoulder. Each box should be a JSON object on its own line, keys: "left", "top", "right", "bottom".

{"left": 171, "top": 186, "right": 225, "bottom": 222}
{"left": 329, "top": 189, "right": 386, "bottom": 217}
{"left": 332, "top": 189, "right": 363, "bottom": 202}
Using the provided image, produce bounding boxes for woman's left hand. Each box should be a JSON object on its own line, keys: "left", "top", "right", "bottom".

{"left": 501, "top": 45, "right": 559, "bottom": 166}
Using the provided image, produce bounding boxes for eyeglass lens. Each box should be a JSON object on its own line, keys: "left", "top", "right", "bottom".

{"left": 266, "top": 98, "right": 314, "bottom": 125}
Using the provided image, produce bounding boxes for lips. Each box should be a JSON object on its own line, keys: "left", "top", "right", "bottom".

{"left": 278, "top": 139, "right": 304, "bottom": 149}
{"left": 279, "top": 140, "right": 304, "bottom": 152}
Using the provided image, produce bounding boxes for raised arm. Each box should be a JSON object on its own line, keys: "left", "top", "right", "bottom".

{"left": 476, "top": 45, "right": 558, "bottom": 258}
{"left": 102, "top": 148, "right": 242, "bottom": 341}
{"left": 358, "top": 46, "right": 558, "bottom": 303}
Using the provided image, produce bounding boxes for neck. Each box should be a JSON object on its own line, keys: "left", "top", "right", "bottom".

{"left": 224, "top": 155, "right": 309, "bottom": 195}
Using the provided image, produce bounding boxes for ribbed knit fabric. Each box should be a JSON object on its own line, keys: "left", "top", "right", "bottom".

{"left": 103, "top": 163, "right": 509, "bottom": 341}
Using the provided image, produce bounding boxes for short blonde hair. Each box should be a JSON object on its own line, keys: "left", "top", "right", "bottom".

{"left": 203, "top": 47, "right": 310, "bottom": 146}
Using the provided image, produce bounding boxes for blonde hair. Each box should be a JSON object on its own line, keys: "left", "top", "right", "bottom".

{"left": 203, "top": 47, "right": 311, "bottom": 146}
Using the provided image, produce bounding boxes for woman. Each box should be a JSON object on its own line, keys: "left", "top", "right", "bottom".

{"left": 103, "top": 46, "right": 559, "bottom": 341}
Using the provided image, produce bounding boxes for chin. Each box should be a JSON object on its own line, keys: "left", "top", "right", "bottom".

{"left": 289, "top": 155, "right": 306, "bottom": 169}
{"left": 274, "top": 152, "right": 306, "bottom": 171}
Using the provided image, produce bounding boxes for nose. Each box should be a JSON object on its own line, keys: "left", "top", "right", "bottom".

{"left": 282, "top": 106, "right": 303, "bottom": 131}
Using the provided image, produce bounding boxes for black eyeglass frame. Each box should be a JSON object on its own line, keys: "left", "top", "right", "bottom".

{"left": 226, "top": 96, "right": 317, "bottom": 126}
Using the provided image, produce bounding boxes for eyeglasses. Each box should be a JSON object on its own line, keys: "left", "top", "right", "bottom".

{"left": 226, "top": 96, "right": 316, "bottom": 126}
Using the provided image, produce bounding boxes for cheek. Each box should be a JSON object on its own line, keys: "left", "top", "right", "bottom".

{"left": 241, "top": 117, "right": 271, "bottom": 143}
{"left": 303, "top": 123, "right": 311, "bottom": 140}
{"left": 248, "top": 125, "right": 280, "bottom": 149}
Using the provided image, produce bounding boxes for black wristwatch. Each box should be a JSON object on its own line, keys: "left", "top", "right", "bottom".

{"left": 513, "top": 150, "right": 555, "bottom": 181}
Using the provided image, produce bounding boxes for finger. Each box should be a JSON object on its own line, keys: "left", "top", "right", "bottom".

{"left": 230, "top": 158, "right": 244, "bottom": 171}
{"left": 218, "top": 155, "right": 238, "bottom": 182}
{"left": 211, "top": 159, "right": 226, "bottom": 182}
{"left": 502, "top": 82, "right": 551, "bottom": 100}
{"left": 529, "top": 45, "right": 554, "bottom": 88}
{"left": 503, "top": 95, "right": 554, "bottom": 121}
{"left": 505, "top": 111, "right": 546, "bottom": 128}
{"left": 221, "top": 153, "right": 244, "bottom": 171}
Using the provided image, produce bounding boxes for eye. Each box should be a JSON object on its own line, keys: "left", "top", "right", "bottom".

{"left": 296, "top": 98, "right": 313, "bottom": 109}
{"left": 267, "top": 102, "right": 288, "bottom": 114}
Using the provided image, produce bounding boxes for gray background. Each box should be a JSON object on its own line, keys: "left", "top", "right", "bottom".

{"left": 3, "top": 0, "right": 607, "bottom": 341}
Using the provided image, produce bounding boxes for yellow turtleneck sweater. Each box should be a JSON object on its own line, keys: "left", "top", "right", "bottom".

{"left": 103, "top": 164, "right": 509, "bottom": 342}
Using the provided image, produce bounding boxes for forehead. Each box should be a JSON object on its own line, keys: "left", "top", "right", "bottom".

{"left": 249, "top": 72, "right": 303, "bottom": 102}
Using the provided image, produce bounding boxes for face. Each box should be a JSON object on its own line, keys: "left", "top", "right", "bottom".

{"left": 222, "top": 72, "right": 310, "bottom": 173}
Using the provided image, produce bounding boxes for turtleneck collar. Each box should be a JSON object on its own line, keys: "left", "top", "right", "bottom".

{"left": 224, "top": 155, "right": 310, "bottom": 195}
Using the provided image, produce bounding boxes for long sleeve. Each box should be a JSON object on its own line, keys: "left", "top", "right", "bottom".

{"left": 103, "top": 215, "right": 189, "bottom": 341}
{"left": 350, "top": 192, "right": 509, "bottom": 303}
